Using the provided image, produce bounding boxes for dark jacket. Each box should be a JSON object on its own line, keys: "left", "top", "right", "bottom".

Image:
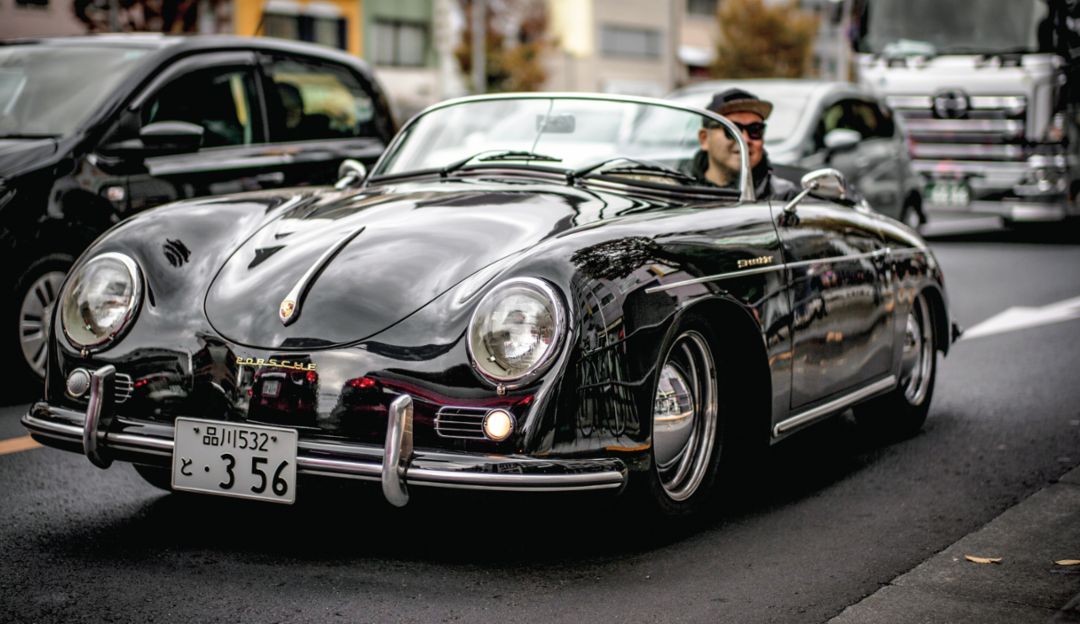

{"left": 690, "top": 151, "right": 801, "bottom": 202}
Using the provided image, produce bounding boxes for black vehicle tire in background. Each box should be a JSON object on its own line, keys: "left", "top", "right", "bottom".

{"left": 853, "top": 291, "right": 937, "bottom": 439}
{"left": 134, "top": 465, "right": 174, "bottom": 492}
{"left": 629, "top": 316, "right": 726, "bottom": 520}
{"left": 9, "top": 253, "right": 74, "bottom": 388}
{"left": 900, "top": 198, "right": 924, "bottom": 232}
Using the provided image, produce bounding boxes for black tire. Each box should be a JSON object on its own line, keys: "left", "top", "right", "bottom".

{"left": 134, "top": 464, "right": 174, "bottom": 492}
{"left": 854, "top": 291, "right": 937, "bottom": 438}
{"left": 8, "top": 253, "right": 74, "bottom": 387}
{"left": 628, "top": 317, "right": 726, "bottom": 519}
{"left": 899, "top": 200, "right": 923, "bottom": 232}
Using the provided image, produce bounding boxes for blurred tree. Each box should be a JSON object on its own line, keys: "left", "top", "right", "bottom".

{"left": 455, "top": 0, "right": 552, "bottom": 93}
{"left": 710, "top": 0, "right": 819, "bottom": 78}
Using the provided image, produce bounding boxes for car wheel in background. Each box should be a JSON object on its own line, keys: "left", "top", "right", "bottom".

{"left": 854, "top": 291, "right": 936, "bottom": 438}
{"left": 10, "top": 254, "right": 73, "bottom": 386}
{"left": 900, "top": 199, "right": 924, "bottom": 232}
{"left": 631, "top": 318, "right": 725, "bottom": 519}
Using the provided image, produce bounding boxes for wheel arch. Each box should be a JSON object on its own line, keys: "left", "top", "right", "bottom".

{"left": 920, "top": 283, "right": 951, "bottom": 356}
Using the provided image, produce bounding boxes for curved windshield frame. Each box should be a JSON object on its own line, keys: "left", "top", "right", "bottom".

{"left": 0, "top": 44, "right": 149, "bottom": 137}
{"left": 370, "top": 94, "right": 751, "bottom": 198}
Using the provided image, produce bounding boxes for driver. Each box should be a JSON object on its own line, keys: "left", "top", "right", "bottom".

{"left": 694, "top": 88, "right": 800, "bottom": 201}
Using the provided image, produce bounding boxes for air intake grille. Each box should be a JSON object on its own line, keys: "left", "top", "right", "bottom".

{"left": 435, "top": 406, "right": 489, "bottom": 440}
{"left": 114, "top": 373, "right": 133, "bottom": 404}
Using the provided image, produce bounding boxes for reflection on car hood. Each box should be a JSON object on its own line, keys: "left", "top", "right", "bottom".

{"left": 0, "top": 138, "right": 58, "bottom": 178}
{"left": 204, "top": 181, "right": 606, "bottom": 349}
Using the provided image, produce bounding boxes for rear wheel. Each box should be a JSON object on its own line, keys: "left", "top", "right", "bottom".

{"left": 854, "top": 291, "right": 936, "bottom": 437}
{"left": 632, "top": 321, "right": 724, "bottom": 519}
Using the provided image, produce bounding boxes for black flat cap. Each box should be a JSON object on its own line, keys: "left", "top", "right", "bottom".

{"left": 706, "top": 88, "right": 773, "bottom": 120}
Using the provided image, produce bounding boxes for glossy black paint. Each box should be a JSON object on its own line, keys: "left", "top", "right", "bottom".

{"left": 33, "top": 167, "right": 953, "bottom": 478}
{"left": 0, "top": 35, "right": 395, "bottom": 382}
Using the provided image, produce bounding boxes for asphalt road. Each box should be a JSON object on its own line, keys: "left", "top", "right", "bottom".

{"left": 2, "top": 224, "right": 1079, "bottom": 624}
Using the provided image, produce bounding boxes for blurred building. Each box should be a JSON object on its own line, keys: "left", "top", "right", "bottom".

{"left": 545, "top": 0, "right": 679, "bottom": 97}
{"left": 0, "top": 0, "right": 83, "bottom": 39}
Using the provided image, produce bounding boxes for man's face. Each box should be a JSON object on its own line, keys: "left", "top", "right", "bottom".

{"left": 697, "top": 110, "right": 766, "bottom": 177}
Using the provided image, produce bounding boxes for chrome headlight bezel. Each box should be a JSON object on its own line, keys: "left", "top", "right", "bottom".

{"left": 466, "top": 277, "right": 567, "bottom": 388}
{"left": 60, "top": 252, "right": 143, "bottom": 350}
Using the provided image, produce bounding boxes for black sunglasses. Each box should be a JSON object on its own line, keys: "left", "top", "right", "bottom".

{"left": 707, "top": 120, "right": 767, "bottom": 141}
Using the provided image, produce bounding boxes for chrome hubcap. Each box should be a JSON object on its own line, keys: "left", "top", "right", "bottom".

{"left": 19, "top": 271, "right": 66, "bottom": 379}
{"left": 652, "top": 330, "right": 717, "bottom": 502}
{"left": 899, "top": 295, "right": 933, "bottom": 406}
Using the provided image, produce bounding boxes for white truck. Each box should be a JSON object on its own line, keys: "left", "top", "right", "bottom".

{"left": 853, "top": 0, "right": 1080, "bottom": 225}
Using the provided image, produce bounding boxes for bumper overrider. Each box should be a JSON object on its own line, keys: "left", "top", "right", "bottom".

{"left": 23, "top": 365, "right": 627, "bottom": 507}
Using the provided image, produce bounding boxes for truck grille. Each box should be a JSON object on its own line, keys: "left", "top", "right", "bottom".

{"left": 888, "top": 94, "right": 1027, "bottom": 163}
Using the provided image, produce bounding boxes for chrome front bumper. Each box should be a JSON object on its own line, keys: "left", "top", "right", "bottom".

{"left": 23, "top": 373, "right": 627, "bottom": 507}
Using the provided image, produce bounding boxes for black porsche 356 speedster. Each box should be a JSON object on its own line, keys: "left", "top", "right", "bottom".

{"left": 24, "top": 94, "right": 957, "bottom": 517}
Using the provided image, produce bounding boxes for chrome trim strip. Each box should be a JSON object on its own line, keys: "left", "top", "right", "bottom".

{"left": 83, "top": 366, "right": 115, "bottom": 469}
{"left": 279, "top": 226, "right": 366, "bottom": 325}
{"left": 911, "top": 144, "right": 1025, "bottom": 160}
{"left": 381, "top": 395, "right": 413, "bottom": 507}
{"left": 645, "top": 249, "right": 887, "bottom": 294}
{"left": 773, "top": 375, "right": 896, "bottom": 437}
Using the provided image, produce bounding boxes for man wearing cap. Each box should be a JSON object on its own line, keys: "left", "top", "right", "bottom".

{"left": 694, "top": 88, "right": 800, "bottom": 201}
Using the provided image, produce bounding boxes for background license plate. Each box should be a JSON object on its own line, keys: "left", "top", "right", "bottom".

{"left": 927, "top": 181, "right": 971, "bottom": 208}
{"left": 172, "top": 418, "right": 298, "bottom": 504}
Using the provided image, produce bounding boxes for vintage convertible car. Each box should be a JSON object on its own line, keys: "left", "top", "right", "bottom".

{"left": 23, "top": 94, "right": 958, "bottom": 517}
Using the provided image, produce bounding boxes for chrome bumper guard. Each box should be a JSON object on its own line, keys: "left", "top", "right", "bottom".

{"left": 24, "top": 369, "right": 627, "bottom": 506}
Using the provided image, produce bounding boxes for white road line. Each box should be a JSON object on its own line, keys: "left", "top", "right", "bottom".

{"left": 962, "top": 295, "right": 1080, "bottom": 340}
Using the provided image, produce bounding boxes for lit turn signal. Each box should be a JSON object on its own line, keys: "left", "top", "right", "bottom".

{"left": 483, "top": 409, "right": 514, "bottom": 442}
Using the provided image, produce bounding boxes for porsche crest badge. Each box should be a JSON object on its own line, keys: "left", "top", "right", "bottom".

{"left": 279, "top": 299, "right": 296, "bottom": 322}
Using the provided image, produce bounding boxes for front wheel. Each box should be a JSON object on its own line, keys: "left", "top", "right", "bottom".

{"left": 632, "top": 322, "right": 724, "bottom": 519}
{"left": 854, "top": 292, "right": 936, "bottom": 438}
{"left": 9, "top": 254, "right": 73, "bottom": 385}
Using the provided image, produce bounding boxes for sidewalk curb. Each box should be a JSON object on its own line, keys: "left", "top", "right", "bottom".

{"left": 828, "top": 466, "right": 1080, "bottom": 624}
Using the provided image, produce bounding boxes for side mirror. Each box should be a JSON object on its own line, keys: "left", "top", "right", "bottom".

{"left": 783, "top": 168, "right": 849, "bottom": 215}
{"left": 100, "top": 120, "right": 204, "bottom": 159}
{"left": 335, "top": 159, "right": 368, "bottom": 189}
{"left": 823, "top": 128, "right": 861, "bottom": 156}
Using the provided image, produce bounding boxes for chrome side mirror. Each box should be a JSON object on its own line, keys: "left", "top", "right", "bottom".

{"left": 335, "top": 159, "right": 368, "bottom": 189}
{"left": 783, "top": 168, "right": 848, "bottom": 214}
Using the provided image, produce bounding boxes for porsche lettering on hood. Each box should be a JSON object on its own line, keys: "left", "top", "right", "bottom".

{"left": 203, "top": 186, "right": 600, "bottom": 349}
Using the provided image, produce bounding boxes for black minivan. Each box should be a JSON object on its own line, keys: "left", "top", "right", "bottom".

{"left": 0, "top": 34, "right": 395, "bottom": 384}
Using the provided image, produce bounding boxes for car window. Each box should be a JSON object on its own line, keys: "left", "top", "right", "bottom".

{"left": 816, "top": 99, "right": 896, "bottom": 146}
{"left": 142, "top": 67, "right": 262, "bottom": 148}
{"left": 263, "top": 56, "right": 378, "bottom": 143}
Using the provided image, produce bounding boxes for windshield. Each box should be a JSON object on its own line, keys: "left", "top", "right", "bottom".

{"left": 668, "top": 87, "right": 812, "bottom": 145}
{"left": 373, "top": 96, "right": 746, "bottom": 192}
{"left": 859, "top": 0, "right": 1048, "bottom": 56}
{"left": 0, "top": 44, "right": 149, "bottom": 137}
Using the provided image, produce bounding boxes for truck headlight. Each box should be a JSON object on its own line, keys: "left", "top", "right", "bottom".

{"left": 60, "top": 252, "right": 142, "bottom": 349}
{"left": 467, "top": 277, "right": 566, "bottom": 385}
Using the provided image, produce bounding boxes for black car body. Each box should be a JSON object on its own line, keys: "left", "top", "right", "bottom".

{"left": 0, "top": 34, "right": 395, "bottom": 384}
{"left": 668, "top": 80, "right": 925, "bottom": 228}
{"left": 24, "top": 94, "right": 957, "bottom": 517}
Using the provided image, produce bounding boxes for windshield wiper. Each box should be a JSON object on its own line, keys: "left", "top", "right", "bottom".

{"left": 570, "top": 157, "right": 696, "bottom": 185}
{"left": 440, "top": 150, "right": 562, "bottom": 178}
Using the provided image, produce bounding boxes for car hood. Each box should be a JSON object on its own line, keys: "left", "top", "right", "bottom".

{"left": 204, "top": 181, "right": 605, "bottom": 349}
{"left": 0, "top": 138, "right": 59, "bottom": 179}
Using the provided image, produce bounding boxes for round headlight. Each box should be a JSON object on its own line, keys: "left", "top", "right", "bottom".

{"left": 468, "top": 278, "right": 566, "bottom": 384}
{"left": 60, "top": 252, "right": 142, "bottom": 349}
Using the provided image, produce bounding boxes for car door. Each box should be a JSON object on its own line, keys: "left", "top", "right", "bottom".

{"left": 123, "top": 51, "right": 291, "bottom": 212}
{"left": 257, "top": 52, "right": 389, "bottom": 186}
{"left": 771, "top": 195, "right": 895, "bottom": 410}
{"left": 805, "top": 98, "right": 905, "bottom": 218}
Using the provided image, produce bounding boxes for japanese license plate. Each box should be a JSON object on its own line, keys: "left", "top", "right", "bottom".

{"left": 172, "top": 418, "right": 298, "bottom": 504}
{"left": 927, "top": 180, "right": 971, "bottom": 208}
{"left": 261, "top": 379, "right": 282, "bottom": 398}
